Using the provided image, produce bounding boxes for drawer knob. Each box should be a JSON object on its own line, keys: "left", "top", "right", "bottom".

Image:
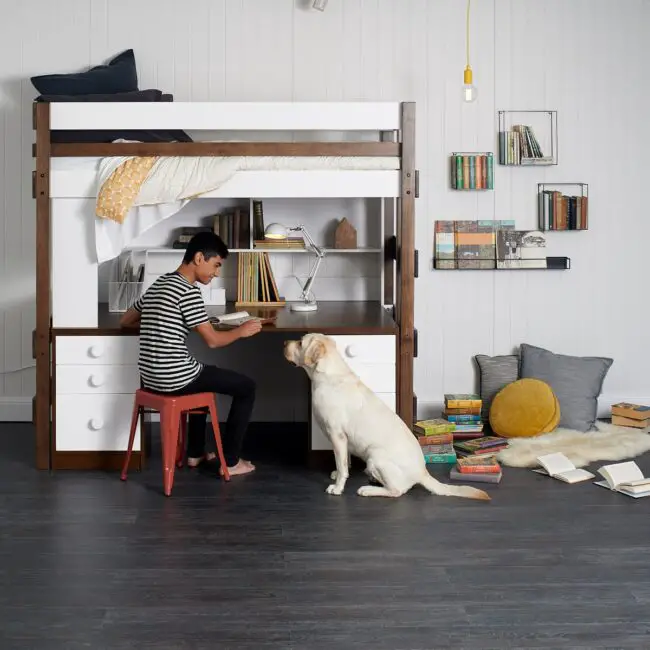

{"left": 88, "top": 374, "right": 104, "bottom": 388}
{"left": 89, "top": 418, "right": 104, "bottom": 431}
{"left": 88, "top": 345, "right": 104, "bottom": 358}
{"left": 345, "top": 345, "right": 359, "bottom": 358}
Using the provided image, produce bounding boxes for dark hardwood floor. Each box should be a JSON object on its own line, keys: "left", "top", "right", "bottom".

{"left": 1, "top": 423, "right": 650, "bottom": 650}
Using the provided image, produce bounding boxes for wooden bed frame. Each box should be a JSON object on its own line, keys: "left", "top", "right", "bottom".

{"left": 32, "top": 101, "right": 417, "bottom": 470}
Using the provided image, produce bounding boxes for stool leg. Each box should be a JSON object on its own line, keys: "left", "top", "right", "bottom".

{"left": 208, "top": 398, "right": 230, "bottom": 482}
{"left": 176, "top": 413, "right": 187, "bottom": 469}
{"left": 160, "top": 405, "right": 180, "bottom": 496}
{"left": 120, "top": 401, "right": 141, "bottom": 481}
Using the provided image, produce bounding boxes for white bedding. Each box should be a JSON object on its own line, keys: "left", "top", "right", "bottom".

{"left": 52, "top": 152, "right": 400, "bottom": 263}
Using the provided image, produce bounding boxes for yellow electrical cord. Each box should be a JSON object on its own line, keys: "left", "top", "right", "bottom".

{"left": 464, "top": 0, "right": 473, "bottom": 85}
{"left": 466, "top": 0, "right": 471, "bottom": 68}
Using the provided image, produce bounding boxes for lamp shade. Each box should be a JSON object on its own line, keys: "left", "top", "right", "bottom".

{"left": 264, "top": 223, "right": 289, "bottom": 240}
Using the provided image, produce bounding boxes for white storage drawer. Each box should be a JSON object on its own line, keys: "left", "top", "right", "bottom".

{"left": 56, "top": 393, "right": 141, "bottom": 452}
{"left": 330, "top": 335, "right": 395, "bottom": 365}
{"left": 311, "top": 392, "right": 396, "bottom": 451}
{"left": 56, "top": 336, "right": 140, "bottom": 366}
{"left": 56, "top": 365, "right": 140, "bottom": 395}
{"left": 348, "top": 363, "right": 395, "bottom": 393}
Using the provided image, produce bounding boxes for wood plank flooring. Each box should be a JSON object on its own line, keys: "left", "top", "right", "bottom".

{"left": 1, "top": 423, "right": 650, "bottom": 649}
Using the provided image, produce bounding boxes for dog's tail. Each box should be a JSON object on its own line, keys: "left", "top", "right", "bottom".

{"left": 419, "top": 471, "right": 490, "bottom": 501}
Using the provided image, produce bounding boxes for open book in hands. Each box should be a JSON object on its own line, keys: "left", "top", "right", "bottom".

{"left": 594, "top": 461, "right": 650, "bottom": 498}
{"left": 532, "top": 452, "right": 595, "bottom": 484}
{"left": 209, "top": 311, "right": 276, "bottom": 328}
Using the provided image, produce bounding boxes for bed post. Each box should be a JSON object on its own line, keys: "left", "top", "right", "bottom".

{"left": 397, "top": 102, "right": 416, "bottom": 429}
{"left": 34, "top": 102, "right": 51, "bottom": 469}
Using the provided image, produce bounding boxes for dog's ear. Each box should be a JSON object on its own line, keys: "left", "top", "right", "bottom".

{"left": 304, "top": 339, "right": 326, "bottom": 368}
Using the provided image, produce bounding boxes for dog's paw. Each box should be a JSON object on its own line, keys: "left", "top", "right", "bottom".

{"left": 330, "top": 470, "right": 338, "bottom": 481}
{"left": 357, "top": 486, "right": 374, "bottom": 497}
{"left": 326, "top": 484, "right": 344, "bottom": 496}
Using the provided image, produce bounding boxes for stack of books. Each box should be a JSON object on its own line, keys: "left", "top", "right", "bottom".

{"left": 611, "top": 403, "right": 650, "bottom": 429}
{"left": 450, "top": 455, "right": 503, "bottom": 484}
{"left": 413, "top": 419, "right": 456, "bottom": 464}
{"left": 442, "top": 394, "right": 484, "bottom": 439}
{"left": 453, "top": 436, "right": 509, "bottom": 460}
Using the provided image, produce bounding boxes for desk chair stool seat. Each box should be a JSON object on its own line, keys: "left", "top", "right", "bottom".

{"left": 121, "top": 389, "right": 230, "bottom": 496}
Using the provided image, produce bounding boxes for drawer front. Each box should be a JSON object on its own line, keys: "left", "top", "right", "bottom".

{"left": 330, "top": 335, "right": 395, "bottom": 365}
{"left": 56, "top": 365, "right": 140, "bottom": 395}
{"left": 56, "top": 336, "right": 140, "bottom": 366}
{"left": 56, "top": 393, "right": 141, "bottom": 452}
{"left": 311, "top": 392, "right": 395, "bottom": 451}
{"left": 348, "top": 363, "right": 395, "bottom": 393}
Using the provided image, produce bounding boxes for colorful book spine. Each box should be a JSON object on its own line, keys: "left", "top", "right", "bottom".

{"left": 424, "top": 452, "right": 457, "bottom": 464}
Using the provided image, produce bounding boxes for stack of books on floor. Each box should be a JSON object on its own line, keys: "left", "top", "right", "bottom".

{"left": 450, "top": 454, "right": 503, "bottom": 484}
{"left": 611, "top": 402, "right": 650, "bottom": 429}
{"left": 413, "top": 419, "right": 456, "bottom": 464}
{"left": 453, "top": 436, "right": 509, "bottom": 460}
{"left": 442, "top": 394, "right": 484, "bottom": 439}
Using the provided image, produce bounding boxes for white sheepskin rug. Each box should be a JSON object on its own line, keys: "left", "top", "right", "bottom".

{"left": 496, "top": 421, "right": 650, "bottom": 468}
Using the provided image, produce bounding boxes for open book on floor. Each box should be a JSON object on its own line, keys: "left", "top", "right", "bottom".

{"left": 532, "top": 452, "right": 595, "bottom": 484}
{"left": 594, "top": 461, "right": 650, "bottom": 498}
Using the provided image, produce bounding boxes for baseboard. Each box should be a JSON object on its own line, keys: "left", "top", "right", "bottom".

{"left": 51, "top": 451, "right": 143, "bottom": 471}
{"left": 0, "top": 397, "right": 33, "bottom": 422}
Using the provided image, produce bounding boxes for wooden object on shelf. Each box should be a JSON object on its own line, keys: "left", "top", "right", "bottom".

{"left": 334, "top": 217, "right": 357, "bottom": 249}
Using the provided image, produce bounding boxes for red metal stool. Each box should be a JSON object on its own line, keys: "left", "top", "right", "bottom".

{"left": 121, "top": 389, "right": 230, "bottom": 496}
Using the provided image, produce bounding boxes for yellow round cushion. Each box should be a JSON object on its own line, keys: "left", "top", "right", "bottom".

{"left": 489, "top": 378, "right": 560, "bottom": 438}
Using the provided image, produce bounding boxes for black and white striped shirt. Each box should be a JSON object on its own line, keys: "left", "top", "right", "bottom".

{"left": 132, "top": 272, "right": 209, "bottom": 392}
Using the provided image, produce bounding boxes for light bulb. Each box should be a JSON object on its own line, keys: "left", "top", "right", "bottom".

{"left": 462, "top": 66, "right": 477, "bottom": 103}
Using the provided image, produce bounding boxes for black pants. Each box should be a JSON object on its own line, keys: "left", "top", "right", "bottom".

{"left": 167, "top": 365, "right": 256, "bottom": 467}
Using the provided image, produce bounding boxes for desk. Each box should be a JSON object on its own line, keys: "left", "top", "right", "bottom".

{"left": 49, "top": 301, "right": 398, "bottom": 469}
{"left": 51, "top": 301, "right": 398, "bottom": 336}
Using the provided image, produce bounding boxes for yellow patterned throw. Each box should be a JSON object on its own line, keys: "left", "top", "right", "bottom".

{"left": 96, "top": 157, "right": 158, "bottom": 224}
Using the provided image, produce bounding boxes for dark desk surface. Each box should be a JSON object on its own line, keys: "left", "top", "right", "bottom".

{"left": 51, "top": 302, "right": 397, "bottom": 337}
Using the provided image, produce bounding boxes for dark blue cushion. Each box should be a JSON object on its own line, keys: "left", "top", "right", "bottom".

{"left": 31, "top": 49, "right": 138, "bottom": 95}
{"left": 36, "top": 89, "right": 192, "bottom": 143}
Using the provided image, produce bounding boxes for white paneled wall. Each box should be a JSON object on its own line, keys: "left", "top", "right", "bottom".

{"left": 0, "top": 0, "right": 648, "bottom": 420}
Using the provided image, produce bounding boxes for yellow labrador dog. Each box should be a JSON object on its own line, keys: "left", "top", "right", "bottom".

{"left": 284, "top": 333, "right": 490, "bottom": 501}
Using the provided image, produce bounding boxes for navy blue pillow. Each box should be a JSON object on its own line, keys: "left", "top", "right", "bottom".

{"left": 31, "top": 49, "right": 138, "bottom": 95}
{"left": 36, "top": 89, "right": 193, "bottom": 143}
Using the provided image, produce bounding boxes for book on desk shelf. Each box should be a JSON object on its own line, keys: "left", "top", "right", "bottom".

{"left": 593, "top": 461, "right": 650, "bottom": 498}
{"left": 532, "top": 452, "right": 595, "bottom": 484}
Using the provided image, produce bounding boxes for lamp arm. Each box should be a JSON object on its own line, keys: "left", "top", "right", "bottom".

{"left": 290, "top": 225, "right": 324, "bottom": 258}
{"left": 300, "top": 254, "right": 323, "bottom": 301}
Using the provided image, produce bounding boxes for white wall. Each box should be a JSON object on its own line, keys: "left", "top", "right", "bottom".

{"left": 0, "top": 0, "right": 647, "bottom": 420}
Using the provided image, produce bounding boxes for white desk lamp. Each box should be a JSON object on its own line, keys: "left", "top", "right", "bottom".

{"left": 264, "top": 223, "right": 325, "bottom": 312}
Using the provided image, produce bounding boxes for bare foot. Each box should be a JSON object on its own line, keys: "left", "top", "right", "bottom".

{"left": 221, "top": 459, "right": 256, "bottom": 477}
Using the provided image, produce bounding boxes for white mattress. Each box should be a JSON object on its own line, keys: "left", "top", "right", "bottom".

{"left": 50, "top": 155, "right": 402, "bottom": 263}
{"left": 50, "top": 155, "right": 400, "bottom": 199}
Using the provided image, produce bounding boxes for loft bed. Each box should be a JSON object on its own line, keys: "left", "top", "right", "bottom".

{"left": 33, "top": 101, "right": 417, "bottom": 471}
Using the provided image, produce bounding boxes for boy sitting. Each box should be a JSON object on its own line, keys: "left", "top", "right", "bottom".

{"left": 120, "top": 232, "right": 262, "bottom": 477}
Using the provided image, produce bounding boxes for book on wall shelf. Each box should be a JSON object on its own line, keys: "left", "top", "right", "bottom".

{"left": 433, "top": 220, "right": 570, "bottom": 270}
{"left": 450, "top": 152, "right": 494, "bottom": 190}
{"left": 537, "top": 183, "right": 588, "bottom": 231}
{"left": 497, "top": 110, "right": 557, "bottom": 166}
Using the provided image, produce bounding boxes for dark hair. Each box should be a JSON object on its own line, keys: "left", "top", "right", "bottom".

{"left": 182, "top": 231, "right": 229, "bottom": 264}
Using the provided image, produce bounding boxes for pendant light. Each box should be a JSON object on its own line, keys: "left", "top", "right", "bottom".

{"left": 462, "top": 0, "right": 477, "bottom": 103}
